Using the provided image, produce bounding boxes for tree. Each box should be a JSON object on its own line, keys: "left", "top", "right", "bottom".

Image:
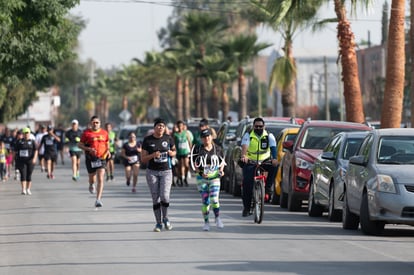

{"left": 170, "top": 12, "right": 228, "bottom": 118}
{"left": 0, "top": 0, "right": 81, "bottom": 122}
{"left": 219, "top": 34, "right": 271, "bottom": 120}
{"left": 251, "top": 0, "right": 323, "bottom": 117}
{"left": 381, "top": 0, "right": 405, "bottom": 128}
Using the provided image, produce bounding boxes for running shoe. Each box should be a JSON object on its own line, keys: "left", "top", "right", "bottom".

{"left": 26, "top": 189, "right": 32, "bottom": 195}
{"left": 131, "top": 188, "right": 136, "bottom": 193}
{"left": 153, "top": 223, "right": 162, "bottom": 232}
{"left": 163, "top": 218, "right": 173, "bottom": 230}
{"left": 202, "top": 222, "right": 210, "bottom": 231}
{"left": 215, "top": 217, "right": 224, "bottom": 229}
{"left": 89, "top": 184, "right": 95, "bottom": 194}
{"left": 50, "top": 174, "right": 54, "bottom": 179}
{"left": 21, "top": 190, "right": 26, "bottom": 195}
{"left": 95, "top": 199, "right": 103, "bottom": 207}
{"left": 72, "top": 175, "right": 77, "bottom": 181}
{"left": 110, "top": 175, "right": 114, "bottom": 181}
{"left": 126, "top": 180, "right": 130, "bottom": 186}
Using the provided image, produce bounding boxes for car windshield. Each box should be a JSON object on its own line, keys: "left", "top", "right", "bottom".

{"left": 342, "top": 138, "right": 364, "bottom": 160}
{"left": 301, "top": 127, "right": 355, "bottom": 149}
{"left": 377, "top": 136, "right": 414, "bottom": 164}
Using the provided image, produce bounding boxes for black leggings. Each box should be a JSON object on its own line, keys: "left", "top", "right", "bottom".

{"left": 16, "top": 160, "right": 34, "bottom": 181}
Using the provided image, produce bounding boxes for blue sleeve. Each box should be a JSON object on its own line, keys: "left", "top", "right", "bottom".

{"left": 270, "top": 146, "right": 277, "bottom": 159}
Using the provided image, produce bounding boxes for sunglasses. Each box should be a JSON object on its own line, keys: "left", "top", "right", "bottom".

{"left": 92, "top": 121, "right": 100, "bottom": 124}
{"left": 254, "top": 125, "right": 264, "bottom": 129}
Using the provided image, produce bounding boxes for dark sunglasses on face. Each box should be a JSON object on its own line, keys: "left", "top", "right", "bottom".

{"left": 254, "top": 125, "right": 264, "bottom": 129}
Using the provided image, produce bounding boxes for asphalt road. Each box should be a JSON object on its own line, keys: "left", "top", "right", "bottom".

{"left": 1, "top": 156, "right": 414, "bottom": 275}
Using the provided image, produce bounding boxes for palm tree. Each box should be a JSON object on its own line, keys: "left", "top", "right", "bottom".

{"left": 251, "top": 0, "right": 323, "bottom": 117}
{"left": 381, "top": 0, "right": 405, "bottom": 128}
{"left": 219, "top": 34, "right": 271, "bottom": 120}
{"left": 133, "top": 51, "right": 166, "bottom": 121}
{"left": 333, "top": 0, "right": 365, "bottom": 123}
{"left": 253, "top": 0, "right": 372, "bottom": 122}
{"left": 171, "top": 12, "right": 228, "bottom": 118}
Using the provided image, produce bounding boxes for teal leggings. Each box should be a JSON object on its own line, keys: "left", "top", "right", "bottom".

{"left": 197, "top": 176, "right": 221, "bottom": 223}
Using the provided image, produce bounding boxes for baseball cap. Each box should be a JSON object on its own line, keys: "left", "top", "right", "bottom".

{"left": 47, "top": 125, "right": 53, "bottom": 131}
{"left": 200, "top": 128, "right": 212, "bottom": 138}
{"left": 22, "top": 127, "right": 30, "bottom": 134}
{"left": 72, "top": 119, "right": 79, "bottom": 124}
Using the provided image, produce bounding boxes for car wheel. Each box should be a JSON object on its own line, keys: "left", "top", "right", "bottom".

{"left": 287, "top": 172, "right": 301, "bottom": 211}
{"left": 360, "top": 192, "right": 385, "bottom": 235}
{"left": 308, "top": 181, "right": 323, "bottom": 217}
{"left": 328, "top": 183, "right": 342, "bottom": 222}
{"left": 342, "top": 190, "right": 359, "bottom": 230}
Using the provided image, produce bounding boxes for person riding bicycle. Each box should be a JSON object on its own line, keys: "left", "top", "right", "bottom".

{"left": 239, "top": 117, "right": 277, "bottom": 217}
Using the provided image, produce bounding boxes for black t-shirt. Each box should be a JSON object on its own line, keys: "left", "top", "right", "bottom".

{"left": 40, "top": 134, "right": 58, "bottom": 156}
{"left": 122, "top": 141, "right": 141, "bottom": 164}
{"left": 191, "top": 144, "right": 224, "bottom": 175}
{"left": 15, "top": 138, "right": 37, "bottom": 162}
{"left": 142, "top": 134, "right": 175, "bottom": 171}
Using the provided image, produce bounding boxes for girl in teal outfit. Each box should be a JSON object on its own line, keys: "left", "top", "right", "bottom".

{"left": 191, "top": 128, "right": 226, "bottom": 231}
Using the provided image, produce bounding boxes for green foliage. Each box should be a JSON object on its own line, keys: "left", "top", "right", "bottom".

{"left": 0, "top": 0, "right": 81, "bottom": 123}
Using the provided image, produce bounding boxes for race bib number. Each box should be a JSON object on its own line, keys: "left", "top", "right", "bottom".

{"left": 154, "top": 152, "right": 168, "bottom": 163}
{"left": 128, "top": 155, "right": 138, "bottom": 163}
{"left": 178, "top": 141, "right": 189, "bottom": 150}
{"left": 46, "top": 140, "right": 54, "bottom": 146}
{"left": 19, "top": 150, "right": 29, "bottom": 157}
{"left": 91, "top": 159, "right": 103, "bottom": 168}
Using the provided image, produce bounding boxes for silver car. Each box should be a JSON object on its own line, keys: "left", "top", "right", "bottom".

{"left": 308, "top": 131, "right": 368, "bottom": 221}
{"left": 343, "top": 128, "right": 414, "bottom": 235}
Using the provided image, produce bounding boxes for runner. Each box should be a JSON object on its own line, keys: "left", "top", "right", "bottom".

{"left": 121, "top": 131, "right": 141, "bottom": 193}
{"left": 65, "top": 119, "right": 83, "bottom": 181}
{"left": 78, "top": 116, "right": 110, "bottom": 208}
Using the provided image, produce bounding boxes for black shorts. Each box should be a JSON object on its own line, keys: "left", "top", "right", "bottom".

{"left": 43, "top": 153, "right": 57, "bottom": 162}
{"left": 85, "top": 157, "right": 107, "bottom": 174}
{"left": 69, "top": 151, "right": 82, "bottom": 159}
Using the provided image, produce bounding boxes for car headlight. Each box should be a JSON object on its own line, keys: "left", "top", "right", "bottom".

{"left": 296, "top": 157, "right": 313, "bottom": 170}
{"left": 376, "top": 175, "right": 396, "bottom": 193}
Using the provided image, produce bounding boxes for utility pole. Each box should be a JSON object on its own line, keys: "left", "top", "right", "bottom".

{"left": 324, "top": 56, "right": 330, "bottom": 120}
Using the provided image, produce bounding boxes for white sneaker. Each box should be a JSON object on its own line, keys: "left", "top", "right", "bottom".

{"left": 26, "top": 189, "right": 32, "bottom": 195}
{"left": 215, "top": 217, "right": 224, "bottom": 229}
{"left": 21, "top": 190, "right": 26, "bottom": 195}
{"left": 202, "top": 222, "right": 210, "bottom": 231}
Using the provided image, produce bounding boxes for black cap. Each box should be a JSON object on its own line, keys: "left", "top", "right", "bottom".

{"left": 200, "top": 128, "right": 212, "bottom": 138}
{"left": 153, "top": 117, "right": 166, "bottom": 127}
{"left": 47, "top": 125, "right": 53, "bottom": 131}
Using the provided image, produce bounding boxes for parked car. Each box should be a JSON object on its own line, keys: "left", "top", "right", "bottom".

{"left": 226, "top": 117, "right": 302, "bottom": 196}
{"left": 343, "top": 128, "right": 414, "bottom": 235}
{"left": 135, "top": 124, "right": 154, "bottom": 143}
{"left": 280, "top": 120, "right": 371, "bottom": 211}
{"left": 214, "top": 121, "right": 239, "bottom": 191}
{"left": 308, "top": 131, "right": 369, "bottom": 221}
{"left": 271, "top": 127, "right": 300, "bottom": 205}
{"left": 114, "top": 124, "right": 138, "bottom": 163}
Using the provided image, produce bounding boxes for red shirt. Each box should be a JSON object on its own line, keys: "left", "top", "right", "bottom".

{"left": 80, "top": 128, "right": 109, "bottom": 159}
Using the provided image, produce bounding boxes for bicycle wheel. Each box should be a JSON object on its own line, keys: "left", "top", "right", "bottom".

{"left": 253, "top": 180, "right": 265, "bottom": 224}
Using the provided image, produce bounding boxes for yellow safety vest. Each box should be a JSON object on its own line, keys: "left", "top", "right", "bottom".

{"left": 247, "top": 130, "right": 270, "bottom": 161}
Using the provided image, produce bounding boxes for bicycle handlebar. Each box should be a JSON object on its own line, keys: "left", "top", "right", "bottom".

{"left": 246, "top": 159, "right": 273, "bottom": 166}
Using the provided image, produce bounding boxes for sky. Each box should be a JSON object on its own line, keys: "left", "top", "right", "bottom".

{"left": 70, "top": 0, "right": 389, "bottom": 69}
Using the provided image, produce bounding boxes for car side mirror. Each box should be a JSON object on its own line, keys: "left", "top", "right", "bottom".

{"left": 282, "top": 140, "right": 294, "bottom": 153}
{"left": 349, "top": 155, "right": 367, "bottom": 166}
{"left": 321, "top": 151, "right": 335, "bottom": 160}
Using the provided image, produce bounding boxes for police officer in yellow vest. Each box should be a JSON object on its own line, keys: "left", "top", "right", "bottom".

{"left": 239, "top": 117, "right": 277, "bottom": 217}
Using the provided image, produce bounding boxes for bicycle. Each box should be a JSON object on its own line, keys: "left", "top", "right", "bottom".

{"left": 247, "top": 159, "right": 271, "bottom": 224}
